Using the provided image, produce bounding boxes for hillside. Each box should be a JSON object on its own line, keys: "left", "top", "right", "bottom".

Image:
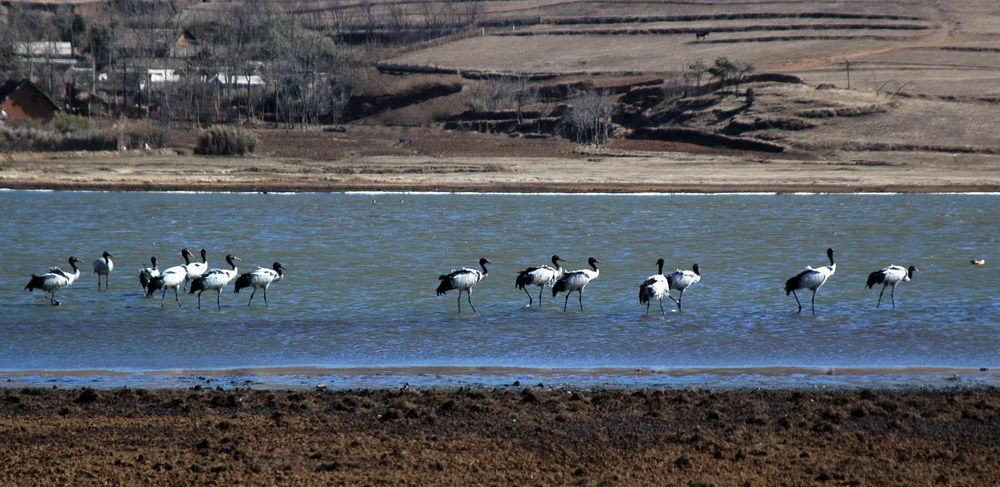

{"left": 364, "top": 0, "right": 1000, "bottom": 167}
{"left": 3, "top": 0, "right": 1000, "bottom": 190}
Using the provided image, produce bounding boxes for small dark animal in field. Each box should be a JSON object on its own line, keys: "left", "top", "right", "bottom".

{"left": 695, "top": 31, "right": 709, "bottom": 40}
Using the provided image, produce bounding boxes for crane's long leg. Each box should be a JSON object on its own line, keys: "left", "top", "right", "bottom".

{"left": 791, "top": 290, "right": 803, "bottom": 313}
{"left": 810, "top": 291, "right": 817, "bottom": 315}
{"left": 677, "top": 290, "right": 686, "bottom": 311}
{"left": 216, "top": 290, "right": 222, "bottom": 310}
{"left": 563, "top": 293, "right": 570, "bottom": 312}
{"left": 521, "top": 287, "right": 533, "bottom": 307}
{"left": 658, "top": 298, "right": 664, "bottom": 314}
{"left": 577, "top": 289, "right": 584, "bottom": 311}
{"left": 262, "top": 287, "right": 269, "bottom": 307}
{"left": 890, "top": 284, "right": 897, "bottom": 309}
{"left": 456, "top": 292, "right": 462, "bottom": 313}
{"left": 247, "top": 288, "right": 257, "bottom": 306}
{"left": 161, "top": 288, "right": 167, "bottom": 308}
{"left": 197, "top": 292, "right": 203, "bottom": 310}
{"left": 876, "top": 286, "right": 886, "bottom": 308}
{"left": 537, "top": 286, "right": 545, "bottom": 307}
{"left": 645, "top": 301, "right": 650, "bottom": 315}
{"left": 173, "top": 288, "right": 183, "bottom": 308}
{"left": 468, "top": 289, "right": 476, "bottom": 314}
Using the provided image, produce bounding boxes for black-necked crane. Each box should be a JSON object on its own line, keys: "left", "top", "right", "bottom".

{"left": 866, "top": 265, "right": 917, "bottom": 309}
{"left": 515, "top": 255, "right": 565, "bottom": 307}
{"left": 25, "top": 256, "right": 85, "bottom": 306}
{"left": 234, "top": 262, "right": 287, "bottom": 306}
{"left": 666, "top": 263, "right": 701, "bottom": 311}
{"left": 437, "top": 257, "right": 491, "bottom": 313}
{"left": 93, "top": 251, "right": 114, "bottom": 290}
{"left": 146, "top": 249, "right": 193, "bottom": 308}
{"left": 552, "top": 257, "right": 602, "bottom": 312}
{"left": 139, "top": 256, "right": 160, "bottom": 294}
{"left": 638, "top": 258, "right": 669, "bottom": 315}
{"left": 185, "top": 248, "right": 208, "bottom": 287}
{"left": 190, "top": 254, "right": 241, "bottom": 310}
{"left": 785, "top": 248, "right": 836, "bottom": 314}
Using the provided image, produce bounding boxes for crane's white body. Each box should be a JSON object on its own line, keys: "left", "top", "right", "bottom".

{"left": 785, "top": 248, "right": 836, "bottom": 314}
{"left": 25, "top": 256, "right": 84, "bottom": 306}
{"left": 190, "top": 254, "right": 240, "bottom": 310}
{"left": 146, "top": 249, "right": 195, "bottom": 308}
{"left": 437, "top": 258, "right": 490, "bottom": 313}
{"left": 516, "top": 255, "right": 565, "bottom": 307}
{"left": 235, "top": 262, "right": 286, "bottom": 306}
{"left": 638, "top": 258, "right": 668, "bottom": 315}
{"left": 666, "top": 263, "right": 701, "bottom": 311}
{"left": 866, "top": 264, "right": 917, "bottom": 309}
{"left": 185, "top": 249, "right": 208, "bottom": 285}
{"left": 93, "top": 251, "right": 114, "bottom": 290}
{"left": 553, "top": 257, "right": 602, "bottom": 312}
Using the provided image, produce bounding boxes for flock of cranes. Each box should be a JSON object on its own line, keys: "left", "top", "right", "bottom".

{"left": 438, "top": 248, "right": 917, "bottom": 314}
{"left": 25, "top": 249, "right": 286, "bottom": 310}
{"left": 25, "top": 247, "right": 919, "bottom": 315}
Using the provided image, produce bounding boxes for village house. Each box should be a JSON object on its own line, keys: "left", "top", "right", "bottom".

{"left": 0, "top": 79, "right": 61, "bottom": 126}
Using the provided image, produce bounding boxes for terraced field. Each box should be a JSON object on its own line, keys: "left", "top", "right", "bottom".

{"left": 374, "top": 0, "right": 999, "bottom": 98}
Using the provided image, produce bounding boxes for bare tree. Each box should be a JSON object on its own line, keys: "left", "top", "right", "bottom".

{"left": 707, "top": 56, "right": 755, "bottom": 93}
{"left": 513, "top": 75, "right": 537, "bottom": 124}
{"left": 684, "top": 58, "right": 709, "bottom": 89}
{"left": 385, "top": 2, "right": 409, "bottom": 43}
{"left": 565, "top": 89, "right": 618, "bottom": 145}
{"left": 453, "top": 0, "right": 484, "bottom": 29}
{"left": 360, "top": 0, "right": 380, "bottom": 43}
{"left": 467, "top": 77, "right": 519, "bottom": 113}
{"left": 419, "top": 1, "right": 450, "bottom": 39}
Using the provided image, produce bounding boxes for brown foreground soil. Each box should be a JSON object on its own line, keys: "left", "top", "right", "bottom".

{"left": 2, "top": 125, "right": 999, "bottom": 193}
{"left": 3, "top": 386, "right": 1000, "bottom": 485}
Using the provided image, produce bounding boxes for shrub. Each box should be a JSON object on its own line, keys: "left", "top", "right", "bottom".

{"left": 104, "top": 119, "right": 160, "bottom": 150}
{"left": 53, "top": 112, "right": 95, "bottom": 133}
{"left": 195, "top": 125, "right": 260, "bottom": 156}
{"left": 6, "top": 118, "right": 38, "bottom": 130}
{"left": 0, "top": 127, "right": 116, "bottom": 152}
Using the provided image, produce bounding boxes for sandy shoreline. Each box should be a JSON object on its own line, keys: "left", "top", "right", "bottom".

{"left": 3, "top": 366, "right": 998, "bottom": 391}
{"left": 2, "top": 144, "right": 999, "bottom": 194}
{"left": 3, "top": 386, "right": 999, "bottom": 485}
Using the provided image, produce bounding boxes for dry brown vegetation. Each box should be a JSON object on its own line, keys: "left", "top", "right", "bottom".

{"left": 3, "top": 386, "right": 1000, "bottom": 485}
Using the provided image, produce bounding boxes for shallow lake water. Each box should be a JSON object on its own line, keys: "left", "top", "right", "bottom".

{"left": 1, "top": 190, "right": 997, "bottom": 389}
